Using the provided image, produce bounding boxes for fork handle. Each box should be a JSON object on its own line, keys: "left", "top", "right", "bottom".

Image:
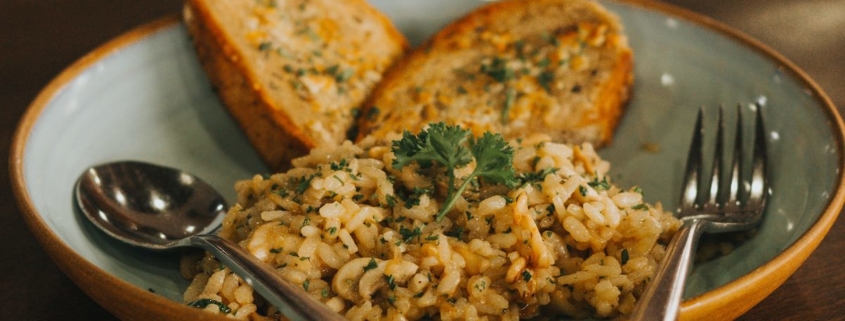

{"left": 629, "top": 219, "right": 706, "bottom": 321}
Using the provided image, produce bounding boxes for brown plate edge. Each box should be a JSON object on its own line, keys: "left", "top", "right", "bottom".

{"left": 610, "top": 0, "right": 845, "bottom": 320}
{"left": 9, "top": 2, "right": 845, "bottom": 320}
{"left": 8, "top": 14, "right": 229, "bottom": 321}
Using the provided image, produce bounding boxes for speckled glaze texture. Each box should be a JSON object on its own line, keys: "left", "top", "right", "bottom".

{"left": 10, "top": 1, "right": 843, "bottom": 320}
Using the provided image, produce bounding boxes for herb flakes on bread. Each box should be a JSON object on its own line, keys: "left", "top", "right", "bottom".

{"left": 357, "top": 0, "right": 633, "bottom": 147}
{"left": 184, "top": 0, "right": 408, "bottom": 171}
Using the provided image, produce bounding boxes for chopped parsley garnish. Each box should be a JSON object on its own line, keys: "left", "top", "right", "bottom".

{"left": 188, "top": 298, "right": 231, "bottom": 314}
{"left": 384, "top": 274, "right": 396, "bottom": 290}
{"left": 538, "top": 70, "right": 555, "bottom": 93}
{"left": 588, "top": 176, "right": 611, "bottom": 191}
{"left": 385, "top": 194, "right": 397, "bottom": 208}
{"left": 631, "top": 204, "right": 649, "bottom": 211}
{"left": 326, "top": 226, "right": 338, "bottom": 235}
{"left": 546, "top": 204, "right": 556, "bottom": 216}
{"left": 399, "top": 225, "right": 422, "bottom": 243}
{"left": 621, "top": 249, "right": 630, "bottom": 265}
{"left": 398, "top": 187, "right": 432, "bottom": 209}
{"left": 501, "top": 87, "right": 517, "bottom": 124}
{"left": 444, "top": 226, "right": 465, "bottom": 241}
{"left": 296, "top": 172, "right": 322, "bottom": 194}
{"left": 363, "top": 258, "right": 378, "bottom": 272}
{"left": 272, "top": 188, "right": 289, "bottom": 197}
{"left": 391, "top": 123, "right": 518, "bottom": 221}
{"left": 366, "top": 106, "right": 381, "bottom": 121}
{"left": 518, "top": 167, "right": 558, "bottom": 184}
{"left": 258, "top": 41, "right": 273, "bottom": 51}
{"left": 335, "top": 68, "right": 355, "bottom": 83}
{"left": 330, "top": 158, "right": 349, "bottom": 171}
{"left": 522, "top": 270, "right": 532, "bottom": 282}
{"left": 480, "top": 57, "right": 515, "bottom": 82}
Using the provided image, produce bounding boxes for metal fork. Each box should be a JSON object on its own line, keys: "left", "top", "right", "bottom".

{"left": 630, "top": 105, "right": 768, "bottom": 321}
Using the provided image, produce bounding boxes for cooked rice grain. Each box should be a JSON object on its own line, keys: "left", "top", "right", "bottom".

{"left": 182, "top": 137, "right": 680, "bottom": 320}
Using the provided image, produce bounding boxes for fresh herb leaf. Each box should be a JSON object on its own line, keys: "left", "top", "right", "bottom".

{"left": 469, "top": 131, "right": 518, "bottom": 187}
{"left": 391, "top": 123, "right": 517, "bottom": 221}
{"left": 392, "top": 123, "right": 472, "bottom": 171}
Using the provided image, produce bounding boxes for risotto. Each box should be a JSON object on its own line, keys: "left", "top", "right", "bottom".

{"left": 181, "top": 129, "right": 680, "bottom": 320}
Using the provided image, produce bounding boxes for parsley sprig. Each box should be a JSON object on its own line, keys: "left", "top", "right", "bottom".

{"left": 391, "top": 123, "right": 518, "bottom": 221}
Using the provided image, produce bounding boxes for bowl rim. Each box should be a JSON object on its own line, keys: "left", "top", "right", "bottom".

{"left": 9, "top": 1, "right": 845, "bottom": 320}
{"left": 617, "top": 0, "right": 844, "bottom": 317}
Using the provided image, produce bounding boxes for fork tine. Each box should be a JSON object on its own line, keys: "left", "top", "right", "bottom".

{"left": 747, "top": 103, "right": 767, "bottom": 208}
{"left": 703, "top": 107, "right": 724, "bottom": 213}
{"left": 725, "top": 104, "right": 744, "bottom": 212}
{"left": 680, "top": 109, "right": 704, "bottom": 211}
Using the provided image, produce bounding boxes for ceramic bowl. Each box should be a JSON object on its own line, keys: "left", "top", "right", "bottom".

{"left": 10, "top": 0, "right": 844, "bottom": 320}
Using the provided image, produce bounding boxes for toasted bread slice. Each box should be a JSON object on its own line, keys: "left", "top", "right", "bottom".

{"left": 184, "top": 0, "right": 408, "bottom": 170}
{"left": 357, "top": 0, "right": 633, "bottom": 146}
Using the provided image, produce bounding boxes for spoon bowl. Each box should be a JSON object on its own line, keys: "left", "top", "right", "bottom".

{"left": 76, "top": 161, "right": 226, "bottom": 249}
{"left": 74, "top": 161, "right": 345, "bottom": 321}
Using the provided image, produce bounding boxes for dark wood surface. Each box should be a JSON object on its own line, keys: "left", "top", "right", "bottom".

{"left": 2, "top": 1, "right": 843, "bottom": 320}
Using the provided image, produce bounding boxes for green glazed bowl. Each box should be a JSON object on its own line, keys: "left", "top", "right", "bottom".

{"left": 11, "top": 0, "right": 843, "bottom": 320}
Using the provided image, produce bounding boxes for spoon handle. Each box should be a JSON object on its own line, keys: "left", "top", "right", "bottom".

{"left": 188, "top": 234, "right": 346, "bottom": 321}
{"left": 629, "top": 219, "right": 704, "bottom": 321}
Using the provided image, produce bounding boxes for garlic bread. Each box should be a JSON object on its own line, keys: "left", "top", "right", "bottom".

{"left": 184, "top": 0, "right": 408, "bottom": 170}
{"left": 357, "top": 0, "right": 633, "bottom": 146}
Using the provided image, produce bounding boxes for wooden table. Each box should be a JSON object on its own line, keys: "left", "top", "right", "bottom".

{"left": 2, "top": 0, "right": 843, "bottom": 319}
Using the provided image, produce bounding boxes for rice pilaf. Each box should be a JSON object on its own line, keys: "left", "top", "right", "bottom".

{"left": 181, "top": 131, "right": 680, "bottom": 320}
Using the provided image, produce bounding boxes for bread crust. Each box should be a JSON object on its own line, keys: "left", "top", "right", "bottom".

{"left": 184, "top": 0, "right": 408, "bottom": 171}
{"left": 358, "top": 0, "right": 633, "bottom": 147}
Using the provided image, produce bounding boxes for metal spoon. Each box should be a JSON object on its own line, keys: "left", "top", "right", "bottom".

{"left": 74, "top": 161, "right": 345, "bottom": 321}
